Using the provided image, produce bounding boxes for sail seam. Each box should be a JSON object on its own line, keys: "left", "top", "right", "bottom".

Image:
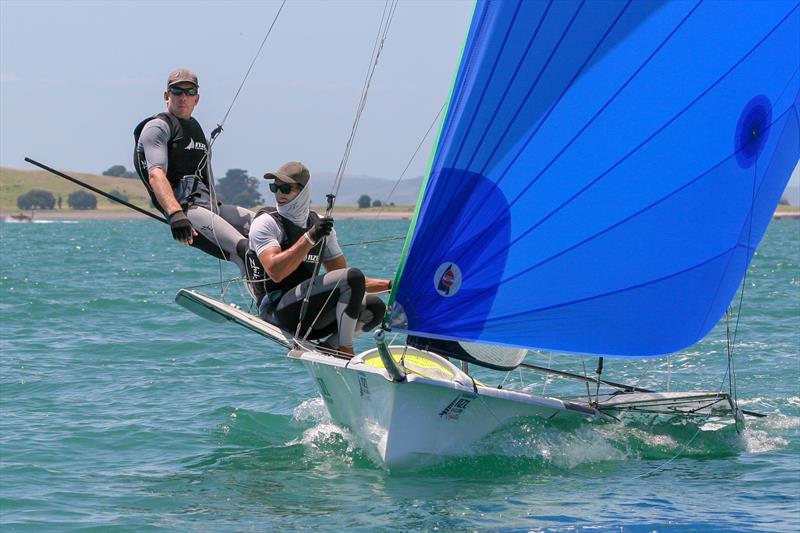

{"left": 457, "top": 245, "right": 741, "bottom": 329}
{"left": 464, "top": 106, "right": 794, "bottom": 297}
{"left": 433, "top": 1, "right": 702, "bottom": 285}
{"left": 386, "top": 0, "right": 482, "bottom": 309}
{"left": 447, "top": 0, "right": 544, "bottom": 174}
{"left": 449, "top": 0, "right": 595, "bottom": 236}
{"left": 451, "top": 0, "right": 632, "bottom": 248}
{"left": 404, "top": 0, "right": 528, "bottom": 262}
{"left": 460, "top": 2, "right": 797, "bottom": 281}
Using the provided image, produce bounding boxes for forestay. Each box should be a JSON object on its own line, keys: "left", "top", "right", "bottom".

{"left": 389, "top": 0, "right": 800, "bottom": 357}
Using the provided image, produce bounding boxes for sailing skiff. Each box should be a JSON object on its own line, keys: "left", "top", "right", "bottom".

{"left": 178, "top": 0, "right": 797, "bottom": 467}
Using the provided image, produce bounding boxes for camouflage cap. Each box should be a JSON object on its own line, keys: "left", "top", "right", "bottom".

{"left": 264, "top": 162, "right": 310, "bottom": 186}
{"left": 167, "top": 68, "right": 198, "bottom": 88}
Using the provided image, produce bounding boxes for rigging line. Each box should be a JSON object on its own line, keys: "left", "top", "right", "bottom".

{"left": 194, "top": 0, "right": 287, "bottom": 177}
{"left": 181, "top": 1, "right": 286, "bottom": 285}
{"left": 330, "top": 0, "right": 398, "bottom": 201}
{"left": 730, "top": 157, "right": 759, "bottom": 359}
{"left": 300, "top": 277, "right": 343, "bottom": 342}
{"left": 373, "top": 102, "right": 446, "bottom": 218}
{"left": 338, "top": 0, "right": 398, "bottom": 192}
{"left": 726, "top": 310, "right": 735, "bottom": 399}
{"left": 339, "top": 235, "right": 405, "bottom": 248}
{"left": 635, "top": 349, "right": 734, "bottom": 480}
{"left": 216, "top": 0, "right": 287, "bottom": 139}
{"left": 726, "top": 156, "right": 760, "bottom": 406}
{"left": 296, "top": 1, "right": 397, "bottom": 329}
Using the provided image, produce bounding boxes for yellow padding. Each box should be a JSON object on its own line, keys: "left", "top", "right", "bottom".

{"left": 362, "top": 352, "right": 486, "bottom": 386}
{"left": 363, "top": 353, "right": 455, "bottom": 380}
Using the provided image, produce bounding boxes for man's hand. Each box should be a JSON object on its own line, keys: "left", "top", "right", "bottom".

{"left": 168, "top": 210, "right": 197, "bottom": 244}
{"left": 307, "top": 217, "right": 334, "bottom": 244}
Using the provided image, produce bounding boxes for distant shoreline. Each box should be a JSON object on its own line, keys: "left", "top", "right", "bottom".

{"left": 3, "top": 208, "right": 798, "bottom": 222}
{"left": 1, "top": 208, "right": 414, "bottom": 221}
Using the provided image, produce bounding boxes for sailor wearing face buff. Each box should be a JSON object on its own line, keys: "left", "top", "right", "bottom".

{"left": 248, "top": 162, "right": 391, "bottom": 357}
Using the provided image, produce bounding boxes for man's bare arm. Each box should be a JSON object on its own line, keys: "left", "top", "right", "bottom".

{"left": 322, "top": 255, "right": 347, "bottom": 272}
{"left": 148, "top": 167, "right": 182, "bottom": 216}
{"left": 323, "top": 256, "right": 390, "bottom": 293}
{"left": 148, "top": 167, "right": 197, "bottom": 244}
{"left": 365, "top": 277, "right": 391, "bottom": 293}
{"left": 258, "top": 238, "right": 315, "bottom": 283}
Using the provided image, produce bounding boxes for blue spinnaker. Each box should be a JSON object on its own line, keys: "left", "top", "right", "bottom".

{"left": 390, "top": 0, "right": 800, "bottom": 357}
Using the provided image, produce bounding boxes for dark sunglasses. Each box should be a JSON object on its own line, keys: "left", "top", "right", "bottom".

{"left": 168, "top": 86, "right": 198, "bottom": 96}
{"left": 269, "top": 183, "right": 300, "bottom": 194}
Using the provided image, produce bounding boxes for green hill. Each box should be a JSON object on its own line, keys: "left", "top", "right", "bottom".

{"left": 0, "top": 166, "right": 152, "bottom": 212}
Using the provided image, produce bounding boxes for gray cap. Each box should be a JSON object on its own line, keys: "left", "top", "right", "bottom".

{"left": 167, "top": 68, "right": 198, "bottom": 88}
{"left": 264, "top": 161, "right": 310, "bottom": 186}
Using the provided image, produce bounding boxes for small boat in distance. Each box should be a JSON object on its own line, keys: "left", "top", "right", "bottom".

{"left": 4, "top": 211, "right": 34, "bottom": 223}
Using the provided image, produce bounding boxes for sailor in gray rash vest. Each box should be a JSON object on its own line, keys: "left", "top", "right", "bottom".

{"left": 134, "top": 67, "right": 255, "bottom": 278}
{"left": 249, "top": 162, "right": 390, "bottom": 357}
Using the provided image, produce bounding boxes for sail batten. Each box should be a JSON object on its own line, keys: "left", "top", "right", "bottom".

{"left": 391, "top": 0, "right": 800, "bottom": 358}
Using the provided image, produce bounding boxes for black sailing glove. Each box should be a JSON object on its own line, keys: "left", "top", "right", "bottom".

{"left": 168, "top": 210, "right": 194, "bottom": 242}
{"left": 307, "top": 217, "right": 334, "bottom": 244}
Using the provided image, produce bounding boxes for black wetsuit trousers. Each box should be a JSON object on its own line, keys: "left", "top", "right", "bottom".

{"left": 264, "top": 267, "right": 385, "bottom": 345}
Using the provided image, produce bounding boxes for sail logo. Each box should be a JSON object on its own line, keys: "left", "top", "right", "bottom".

{"left": 434, "top": 262, "right": 461, "bottom": 297}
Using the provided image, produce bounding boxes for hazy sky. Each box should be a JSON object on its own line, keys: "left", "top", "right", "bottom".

{"left": 2, "top": 0, "right": 797, "bottom": 194}
{"left": 1, "top": 0, "right": 474, "bottom": 180}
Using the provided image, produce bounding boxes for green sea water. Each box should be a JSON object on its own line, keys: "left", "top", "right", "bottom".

{"left": 1, "top": 218, "right": 798, "bottom": 532}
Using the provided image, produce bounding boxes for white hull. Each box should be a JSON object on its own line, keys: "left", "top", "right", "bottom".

{"left": 175, "top": 289, "right": 747, "bottom": 467}
{"left": 290, "top": 346, "right": 599, "bottom": 468}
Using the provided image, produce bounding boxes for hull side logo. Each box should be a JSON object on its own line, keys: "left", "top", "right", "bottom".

{"left": 439, "top": 393, "right": 475, "bottom": 420}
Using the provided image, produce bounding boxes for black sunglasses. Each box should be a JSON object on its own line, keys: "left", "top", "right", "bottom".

{"left": 269, "top": 183, "right": 301, "bottom": 194}
{"left": 168, "top": 86, "right": 198, "bottom": 96}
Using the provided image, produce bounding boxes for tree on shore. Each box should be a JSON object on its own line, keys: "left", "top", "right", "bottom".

{"left": 68, "top": 190, "right": 97, "bottom": 210}
{"left": 358, "top": 194, "right": 372, "bottom": 208}
{"left": 103, "top": 165, "right": 139, "bottom": 179}
{"left": 216, "top": 169, "right": 262, "bottom": 208}
{"left": 372, "top": 199, "right": 382, "bottom": 207}
{"left": 110, "top": 190, "right": 129, "bottom": 203}
{"left": 17, "top": 189, "right": 55, "bottom": 210}
{"left": 103, "top": 165, "right": 127, "bottom": 177}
